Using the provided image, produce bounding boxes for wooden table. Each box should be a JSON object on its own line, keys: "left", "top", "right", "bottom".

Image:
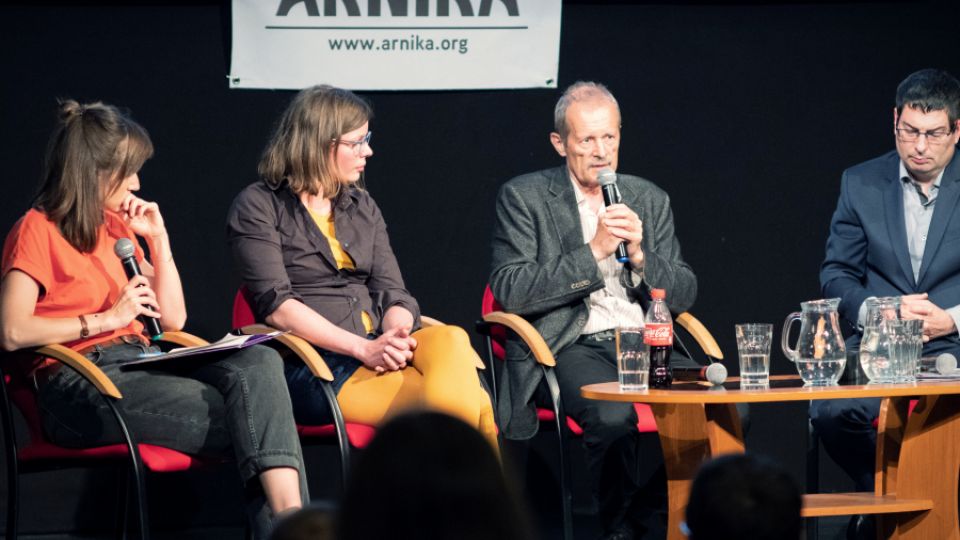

{"left": 581, "top": 376, "right": 960, "bottom": 539}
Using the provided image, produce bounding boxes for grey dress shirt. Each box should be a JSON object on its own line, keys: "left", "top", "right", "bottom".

{"left": 226, "top": 180, "right": 420, "bottom": 335}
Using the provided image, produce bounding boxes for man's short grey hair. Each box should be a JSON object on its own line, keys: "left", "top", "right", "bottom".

{"left": 553, "top": 81, "right": 620, "bottom": 139}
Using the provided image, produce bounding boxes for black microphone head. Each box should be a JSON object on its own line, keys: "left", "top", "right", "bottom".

{"left": 114, "top": 237, "right": 136, "bottom": 259}
{"left": 597, "top": 168, "right": 617, "bottom": 187}
{"left": 705, "top": 362, "right": 727, "bottom": 385}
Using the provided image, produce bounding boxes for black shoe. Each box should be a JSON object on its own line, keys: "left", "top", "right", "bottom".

{"left": 846, "top": 514, "right": 876, "bottom": 540}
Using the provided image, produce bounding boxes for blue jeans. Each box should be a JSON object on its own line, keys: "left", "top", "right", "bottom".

{"left": 284, "top": 346, "right": 363, "bottom": 425}
{"left": 37, "top": 341, "right": 307, "bottom": 539}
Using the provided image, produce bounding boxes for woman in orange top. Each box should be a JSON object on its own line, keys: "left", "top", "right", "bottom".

{"left": 0, "top": 100, "right": 305, "bottom": 538}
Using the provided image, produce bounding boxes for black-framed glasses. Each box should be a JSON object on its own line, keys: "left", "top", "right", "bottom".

{"left": 335, "top": 131, "right": 373, "bottom": 155}
{"left": 895, "top": 125, "right": 954, "bottom": 145}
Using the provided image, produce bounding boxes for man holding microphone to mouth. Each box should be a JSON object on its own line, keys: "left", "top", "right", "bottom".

{"left": 489, "top": 81, "right": 699, "bottom": 540}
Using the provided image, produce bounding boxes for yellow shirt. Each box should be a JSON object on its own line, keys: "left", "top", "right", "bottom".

{"left": 308, "top": 208, "right": 374, "bottom": 334}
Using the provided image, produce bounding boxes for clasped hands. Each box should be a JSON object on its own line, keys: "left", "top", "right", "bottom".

{"left": 359, "top": 327, "right": 418, "bottom": 373}
{"left": 589, "top": 203, "right": 645, "bottom": 269}
{"left": 900, "top": 293, "right": 957, "bottom": 342}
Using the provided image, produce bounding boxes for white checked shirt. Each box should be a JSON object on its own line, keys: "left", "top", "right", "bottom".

{"left": 571, "top": 175, "right": 647, "bottom": 334}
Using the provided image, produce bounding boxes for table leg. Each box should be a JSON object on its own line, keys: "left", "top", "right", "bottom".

{"left": 652, "top": 402, "right": 744, "bottom": 540}
{"left": 877, "top": 394, "right": 960, "bottom": 540}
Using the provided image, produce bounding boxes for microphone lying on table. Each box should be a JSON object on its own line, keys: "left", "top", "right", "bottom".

{"left": 921, "top": 353, "right": 957, "bottom": 375}
{"left": 672, "top": 363, "right": 728, "bottom": 385}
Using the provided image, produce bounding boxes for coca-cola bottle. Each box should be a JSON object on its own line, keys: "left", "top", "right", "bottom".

{"left": 644, "top": 288, "right": 674, "bottom": 388}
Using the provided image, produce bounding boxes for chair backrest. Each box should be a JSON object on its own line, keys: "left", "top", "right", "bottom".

{"left": 1, "top": 355, "right": 60, "bottom": 447}
{"left": 481, "top": 285, "right": 508, "bottom": 360}
{"left": 232, "top": 287, "right": 256, "bottom": 328}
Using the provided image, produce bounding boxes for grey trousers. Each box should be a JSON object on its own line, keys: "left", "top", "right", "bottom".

{"left": 37, "top": 341, "right": 307, "bottom": 539}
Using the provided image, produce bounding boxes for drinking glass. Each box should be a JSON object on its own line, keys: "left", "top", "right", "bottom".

{"left": 860, "top": 318, "right": 923, "bottom": 383}
{"left": 736, "top": 323, "right": 773, "bottom": 387}
{"left": 894, "top": 319, "right": 923, "bottom": 382}
{"left": 616, "top": 327, "right": 649, "bottom": 391}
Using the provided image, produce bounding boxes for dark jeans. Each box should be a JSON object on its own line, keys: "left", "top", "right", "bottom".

{"left": 284, "top": 349, "right": 362, "bottom": 425}
{"left": 809, "top": 397, "right": 881, "bottom": 491}
{"left": 37, "top": 341, "right": 307, "bottom": 539}
{"left": 284, "top": 342, "right": 365, "bottom": 425}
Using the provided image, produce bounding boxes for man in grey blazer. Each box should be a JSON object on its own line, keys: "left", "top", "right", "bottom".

{"left": 490, "top": 81, "right": 696, "bottom": 539}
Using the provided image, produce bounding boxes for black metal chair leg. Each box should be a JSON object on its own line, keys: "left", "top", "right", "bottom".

{"left": 4, "top": 458, "right": 19, "bottom": 540}
{"left": 104, "top": 399, "right": 150, "bottom": 540}
{"left": 543, "top": 367, "right": 574, "bottom": 540}
{"left": 115, "top": 467, "right": 133, "bottom": 540}
{"left": 484, "top": 336, "right": 498, "bottom": 406}
{"left": 1, "top": 367, "right": 21, "bottom": 540}
{"left": 322, "top": 382, "right": 351, "bottom": 486}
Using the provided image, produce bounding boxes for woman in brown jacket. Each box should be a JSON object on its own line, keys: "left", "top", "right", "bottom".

{"left": 227, "top": 86, "right": 495, "bottom": 444}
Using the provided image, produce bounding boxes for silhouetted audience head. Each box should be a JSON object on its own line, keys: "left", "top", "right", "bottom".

{"left": 337, "top": 410, "right": 533, "bottom": 540}
{"left": 270, "top": 503, "right": 336, "bottom": 540}
{"left": 684, "top": 453, "right": 802, "bottom": 540}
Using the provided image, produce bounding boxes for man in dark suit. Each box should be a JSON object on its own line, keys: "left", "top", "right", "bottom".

{"left": 814, "top": 69, "right": 960, "bottom": 500}
{"left": 489, "top": 81, "right": 697, "bottom": 539}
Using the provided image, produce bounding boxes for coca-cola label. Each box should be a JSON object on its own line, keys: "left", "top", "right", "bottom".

{"left": 644, "top": 323, "right": 673, "bottom": 346}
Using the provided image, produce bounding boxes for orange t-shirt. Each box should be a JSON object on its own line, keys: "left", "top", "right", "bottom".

{"left": 2, "top": 208, "right": 146, "bottom": 354}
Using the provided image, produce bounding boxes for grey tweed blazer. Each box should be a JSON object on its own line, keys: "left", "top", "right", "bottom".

{"left": 489, "top": 166, "right": 697, "bottom": 439}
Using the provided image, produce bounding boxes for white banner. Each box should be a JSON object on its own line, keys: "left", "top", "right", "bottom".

{"left": 229, "top": 0, "right": 561, "bottom": 90}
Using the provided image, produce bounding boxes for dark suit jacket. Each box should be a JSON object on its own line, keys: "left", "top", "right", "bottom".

{"left": 821, "top": 150, "right": 960, "bottom": 355}
{"left": 490, "top": 166, "right": 696, "bottom": 439}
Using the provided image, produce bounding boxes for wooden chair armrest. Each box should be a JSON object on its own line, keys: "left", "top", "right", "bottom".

{"left": 158, "top": 331, "right": 209, "bottom": 348}
{"left": 420, "top": 315, "right": 443, "bottom": 328}
{"left": 239, "top": 324, "right": 334, "bottom": 382}
{"left": 418, "top": 315, "right": 485, "bottom": 370}
{"left": 482, "top": 311, "right": 556, "bottom": 367}
{"left": 675, "top": 312, "right": 723, "bottom": 361}
{"left": 35, "top": 344, "right": 122, "bottom": 399}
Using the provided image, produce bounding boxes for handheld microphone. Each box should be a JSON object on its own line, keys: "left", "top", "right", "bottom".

{"left": 672, "top": 363, "right": 728, "bottom": 385}
{"left": 597, "top": 168, "right": 629, "bottom": 264}
{"left": 114, "top": 238, "right": 163, "bottom": 341}
{"left": 920, "top": 353, "right": 957, "bottom": 374}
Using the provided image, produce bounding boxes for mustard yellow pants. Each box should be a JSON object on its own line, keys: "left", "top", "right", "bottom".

{"left": 336, "top": 325, "right": 497, "bottom": 446}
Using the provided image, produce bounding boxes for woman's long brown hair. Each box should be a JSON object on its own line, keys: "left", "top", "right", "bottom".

{"left": 33, "top": 100, "right": 153, "bottom": 252}
{"left": 258, "top": 85, "right": 372, "bottom": 198}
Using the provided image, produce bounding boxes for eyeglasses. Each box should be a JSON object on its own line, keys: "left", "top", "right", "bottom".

{"left": 895, "top": 125, "right": 954, "bottom": 145}
{"left": 334, "top": 131, "right": 373, "bottom": 155}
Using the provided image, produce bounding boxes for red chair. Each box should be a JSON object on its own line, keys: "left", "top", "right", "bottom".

{"left": 1, "top": 332, "right": 217, "bottom": 540}
{"left": 477, "top": 285, "right": 723, "bottom": 540}
{"left": 231, "top": 288, "right": 376, "bottom": 484}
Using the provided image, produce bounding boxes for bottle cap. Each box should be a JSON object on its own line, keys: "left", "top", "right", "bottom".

{"left": 650, "top": 288, "right": 666, "bottom": 300}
